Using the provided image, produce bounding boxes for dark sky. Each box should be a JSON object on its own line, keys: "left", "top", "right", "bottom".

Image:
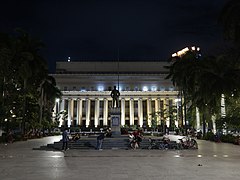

{"left": 0, "top": 0, "right": 230, "bottom": 72}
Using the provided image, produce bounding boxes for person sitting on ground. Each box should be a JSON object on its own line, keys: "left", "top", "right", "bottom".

{"left": 72, "top": 133, "right": 81, "bottom": 141}
{"left": 106, "top": 127, "right": 112, "bottom": 138}
{"left": 162, "top": 135, "right": 170, "bottom": 149}
{"left": 132, "top": 129, "right": 143, "bottom": 147}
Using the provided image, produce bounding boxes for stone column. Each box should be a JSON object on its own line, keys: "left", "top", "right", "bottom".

{"left": 68, "top": 99, "right": 74, "bottom": 127}
{"left": 121, "top": 98, "right": 125, "bottom": 126}
{"left": 52, "top": 101, "right": 57, "bottom": 123}
{"left": 138, "top": 98, "right": 143, "bottom": 127}
{"left": 59, "top": 99, "right": 65, "bottom": 127}
{"left": 86, "top": 98, "right": 91, "bottom": 127}
{"left": 77, "top": 99, "right": 83, "bottom": 126}
{"left": 147, "top": 98, "right": 152, "bottom": 126}
{"left": 95, "top": 98, "right": 100, "bottom": 127}
{"left": 164, "top": 98, "right": 170, "bottom": 127}
{"left": 129, "top": 98, "right": 134, "bottom": 125}
{"left": 60, "top": 98, "right": 65, "bottom": 112}
{"left": 155, "top": 98, "right": 160, "bottom": 125}
{"left": 172, "top": 98, "right": 178, "bottom": 128}
{"left": 103, "top": 98, "right": 108, "bottom": 126}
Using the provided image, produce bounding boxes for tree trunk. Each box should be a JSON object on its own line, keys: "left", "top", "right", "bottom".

{"left": 202, "top": 113, "right": 206, "bottom": 136}
{"left": 39, "top": 87, "right": 44, "bottom": 124}
{"left": 21, "top": 79, "right": 27, "bottom": 135}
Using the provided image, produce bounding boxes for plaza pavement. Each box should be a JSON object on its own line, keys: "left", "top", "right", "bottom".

{"left": 0, "top": 135, "right": 240, "bottom": 180}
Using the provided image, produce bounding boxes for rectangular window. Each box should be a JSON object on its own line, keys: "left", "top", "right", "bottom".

{"left": 82, "top": 100, "right": 86, "bottom": 116}
{"left": 134, "top": 100, "right": 138, "bottom": 116}
{"left": 151, "top": 100, "right": 155, "bottom": 112}
{"left": 125, "top": 100, "right": 130, "bottom": 117}
{"left": 73, "top": 100, "right": 77, "bottom": 117}
{"left": 142, "top": 100, "right": 147, "bottom": 124}
{"left": 90, "top": 101, "right": 95, "bottom": 117}
{"left": 99, "top": 100, "right": 104, "bottom": 118}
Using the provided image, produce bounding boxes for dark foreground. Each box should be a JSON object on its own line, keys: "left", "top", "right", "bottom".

{"left": 0, "top": 136, "right": 240, "bottom": 180}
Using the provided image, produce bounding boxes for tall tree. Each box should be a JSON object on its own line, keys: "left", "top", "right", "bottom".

{"left": 39, "top": 75, "right": 62, "bottom": 125}
{"left": 166, "top": 50, "right": 202, "bottom": 134}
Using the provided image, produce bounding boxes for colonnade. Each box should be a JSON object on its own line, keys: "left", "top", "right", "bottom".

{"left": 54, "top": 97, "right": 180, "bottom": 128}
{"left": 52, "top": 92, "right": 223, "bottom": 133}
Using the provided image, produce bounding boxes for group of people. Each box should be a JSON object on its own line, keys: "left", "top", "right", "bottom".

{"left": 129, "top": 129, "right": 143, "bottom": 150}
{"left": 61, "top": 129, "right": 81, "bottom": 151}
{"left": 61, "top": 128, "right": 112, "bottom": 151}
{"left": 96, "top": 128, "right": 112, "bottom": 150}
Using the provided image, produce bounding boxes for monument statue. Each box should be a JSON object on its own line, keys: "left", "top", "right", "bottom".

{"left": 110, "top": 86, "right": 120, "bottom": 108}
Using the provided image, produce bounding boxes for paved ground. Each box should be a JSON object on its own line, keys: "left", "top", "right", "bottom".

{"left": 0, "top": 136, "right": 240, "bottom": 180}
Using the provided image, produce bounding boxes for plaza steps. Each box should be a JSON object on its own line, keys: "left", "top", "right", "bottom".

{"left": 47, "top": 136, "right": 151, "bottom": 150}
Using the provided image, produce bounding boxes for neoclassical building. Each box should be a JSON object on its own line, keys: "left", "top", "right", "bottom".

{"left": 51, "top": 60, "right": 182, "bottom": 128}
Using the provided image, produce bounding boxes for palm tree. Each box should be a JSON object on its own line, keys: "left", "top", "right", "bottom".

{"left": 39, "top": 75, "right": 62, "bottom": 125}
{"left": 166, "top": 50, "right": 202, "bottom": 134}
{"left": 12, "top": 29, "right": 48, "bottom": 134}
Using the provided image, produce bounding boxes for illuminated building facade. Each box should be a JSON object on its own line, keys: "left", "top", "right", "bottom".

{"left": 51, "top": 61, "right": 181, "bottom": 128}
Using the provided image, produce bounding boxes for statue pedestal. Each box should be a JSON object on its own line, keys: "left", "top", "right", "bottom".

{"left": 110, "top": 108, "right": 121, "bottom": 137}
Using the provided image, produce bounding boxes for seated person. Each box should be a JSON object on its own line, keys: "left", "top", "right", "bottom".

{"left": 162, "top": 136, "right": 170, "bottom": 149}
{"left": 72, "top": 133, "right": 81, "bottom": 141}
{"left": 106, "top": 128, "right": 112, "bottom": 138}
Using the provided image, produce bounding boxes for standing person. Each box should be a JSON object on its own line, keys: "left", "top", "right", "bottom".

{"left": 62, "top": 128, "right": 69, "bottom": 151}
{"left": 7, "top": 129, "right": 14, "bottom": 143}
{"left": 96, "top": 133, "right": 105, "bottom": 150}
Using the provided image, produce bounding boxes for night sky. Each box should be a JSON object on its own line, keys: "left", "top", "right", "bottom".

{"left": 0, "top": 0, "right": 230, "bottom": 72}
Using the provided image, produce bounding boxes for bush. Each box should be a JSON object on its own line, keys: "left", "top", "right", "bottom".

{"left": 0, "top": 135, "right": 6, "bottom": 143}
{"left": 121, "top": 127, "right": 128, "bottom": 134}
{"left": 203, "top": 132, "right": 215, "bottom": 141}
{"left": 220, "top": 134, "right": 235, "bottom": 143}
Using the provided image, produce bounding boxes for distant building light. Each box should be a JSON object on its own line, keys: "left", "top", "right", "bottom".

{"left": 98, "top": 86, "right": 104, "bottom": 91}
{"left": 172, "top": 53, "right": 177, "bottom": 57}
{"left": 143, "top": 86, "right": 148, "bottom": 91}
{"left": 119, "top": 86, "right": 122, "bottom": 91}
{"left": 174, "top": 98, "right": 181, "bottom": 103}
{"left": 151, "top": 86, "right": 157, "bottom": 91}
{"left": 172, "top": 46, "right": 201, "bottom": 59}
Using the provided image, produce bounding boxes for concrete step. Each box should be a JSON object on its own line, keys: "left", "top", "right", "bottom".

{"left": 47, "top": 137, "right": 152, "bottom": 149}
{"left": 47, "top": 137, "right": 152, "bottom": 150}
